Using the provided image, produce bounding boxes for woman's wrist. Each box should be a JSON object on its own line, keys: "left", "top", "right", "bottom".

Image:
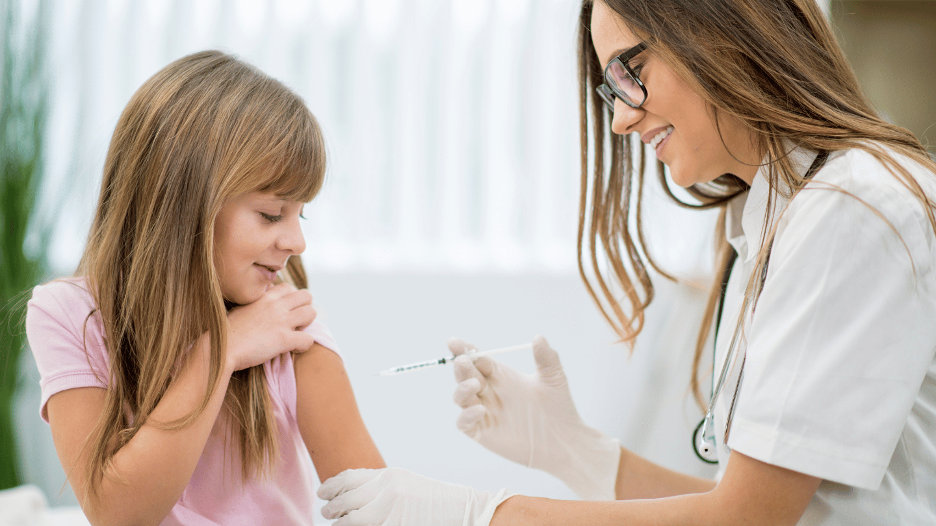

{"left": 548, "top": 426, "right": 620, "bottom": 501}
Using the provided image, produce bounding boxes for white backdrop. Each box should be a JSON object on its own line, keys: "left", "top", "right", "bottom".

{"left": 13, "top": 0, "right": 724, "bottom": 521}
{"left": 33, "top": 0, "right": 591, "bottom": 275}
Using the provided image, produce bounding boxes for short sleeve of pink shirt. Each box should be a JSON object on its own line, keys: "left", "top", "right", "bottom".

{"left": 25, "top": 278, "right": 341, "bottom": 525}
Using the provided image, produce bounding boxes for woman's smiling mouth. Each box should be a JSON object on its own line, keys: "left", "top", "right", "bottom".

{"left": 648, "top": 126, "right": 674, "bottom": 154}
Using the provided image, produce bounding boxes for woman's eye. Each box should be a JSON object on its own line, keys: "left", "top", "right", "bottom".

{"left": 260, "top": 212, "right": 284, "bottom": 223}
{"left": 632, "top": 63, "right": 645, "bottom": 78}
{"left": 609, "top": 62, "right": 629, "bottom": 83}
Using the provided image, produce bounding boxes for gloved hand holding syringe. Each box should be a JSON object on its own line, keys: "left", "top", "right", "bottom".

{"left": 375, "top": 342, "right": 532, "bottom": 376}
{"left": 373, "top": 335, "right": 621, "bottom": 502}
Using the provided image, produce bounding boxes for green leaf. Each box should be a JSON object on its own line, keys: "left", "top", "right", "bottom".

{"left": 0, "top": 0, "right": 49, "bottom": 491}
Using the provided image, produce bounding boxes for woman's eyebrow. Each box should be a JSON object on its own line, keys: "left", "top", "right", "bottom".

{"left": 605, "top": 43, "right": 642, "bottom": 64}
{"left": 600, "top": 49, "right": 625, "bottom": 68}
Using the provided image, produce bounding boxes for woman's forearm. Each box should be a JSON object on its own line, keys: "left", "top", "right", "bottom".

{"left": 615, "top": 446, "right": 715, "bottom": 500}
{"left": 490, "top": 451, "right": 818, "bottom": 526}
{"left": 491, "top": 493, "right": 710, "bottom": 526}
{"left": 484, "top": 448, "right": 716, "bottom": 526}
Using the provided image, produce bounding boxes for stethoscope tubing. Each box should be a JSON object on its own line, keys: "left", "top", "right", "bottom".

{"left": 695, "top": 295, "right": 750, "bottom": 463}
{"left": 691, "top": 151, "right": 828, "bottom": 464}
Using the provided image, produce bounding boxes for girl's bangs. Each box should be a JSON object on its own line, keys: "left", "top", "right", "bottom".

{"left": 254, "top": 115, "right": 326, "bottom": 203}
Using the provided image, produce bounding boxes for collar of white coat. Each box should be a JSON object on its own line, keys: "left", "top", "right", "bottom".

{"left": 725, "top": 146, "right": 822, "bottom": 263}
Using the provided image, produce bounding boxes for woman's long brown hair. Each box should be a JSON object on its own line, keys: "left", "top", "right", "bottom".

{"left": 76, "top": 50, "right": 326, "bottom": 496}
{"left": 576, "top": 0, "right": 936, "bottom": 409}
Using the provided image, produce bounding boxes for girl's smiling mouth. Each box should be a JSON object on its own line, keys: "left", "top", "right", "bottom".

{"left": 254, "top": 263, "right": 280, "bottom": 281}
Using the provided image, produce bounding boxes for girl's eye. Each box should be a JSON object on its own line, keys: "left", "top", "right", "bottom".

{"left": 260, "top": 212, "right": 284, "bottom": 223}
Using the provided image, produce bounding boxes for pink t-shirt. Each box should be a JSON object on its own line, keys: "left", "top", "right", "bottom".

{"left": 25, "top": 278, "right": 339, "bottom": 525}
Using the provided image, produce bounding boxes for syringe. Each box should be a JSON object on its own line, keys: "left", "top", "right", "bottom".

{"left": 375, "top": 343, "right": 533, "bottom": 376}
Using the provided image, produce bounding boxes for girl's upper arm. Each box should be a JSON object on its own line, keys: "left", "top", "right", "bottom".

{"left": 294, "top": 343, "right": 385, "bottom": 482}
{"left": 46, "top": 387, "right": 108, "bottom": 510}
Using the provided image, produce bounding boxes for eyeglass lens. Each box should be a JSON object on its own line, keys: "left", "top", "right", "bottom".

{"left": 604, "top": 59, "right": 643, "bottom": 108}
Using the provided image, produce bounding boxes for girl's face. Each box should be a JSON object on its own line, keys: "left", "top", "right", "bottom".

{"left": 213, "top": 191, "right": 306, "bottom": 305}
{"left": 590, "top": 1, "right": 760, "bottom": 186}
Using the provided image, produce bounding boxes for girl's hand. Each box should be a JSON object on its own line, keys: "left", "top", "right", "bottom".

{"left": 225, "top": 282, "right": 317, "bottom": 371}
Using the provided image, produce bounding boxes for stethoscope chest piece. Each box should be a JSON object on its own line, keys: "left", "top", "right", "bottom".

{"left": 693, "top": 414, "right": 719, "bottom": 464}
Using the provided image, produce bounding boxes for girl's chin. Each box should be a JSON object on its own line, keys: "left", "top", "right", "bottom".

{"left": 222, "top": 286, "right": 267, "bottom": 307}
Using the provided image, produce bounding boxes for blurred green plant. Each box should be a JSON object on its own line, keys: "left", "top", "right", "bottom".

{"left": 1, "top": 0, "right": 49, "bottom": 490}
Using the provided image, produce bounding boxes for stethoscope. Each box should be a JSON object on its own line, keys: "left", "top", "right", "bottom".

{"left": 692, "top": 247, "right": 744, "bottom": 464}
{"left": 691, "top": 151, "right": 829, "bottom": 464}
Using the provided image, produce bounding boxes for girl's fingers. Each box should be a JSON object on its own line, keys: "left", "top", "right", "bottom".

{"left": 279, "top": 288, "right": 313, "bottom": 310}
{"left": 264, "top": 282, "right": 297, "bottom": 299}
{"left": 286, "top": 331, "right": 315, "bottom": 354}
{"left": 288, "top": 304, "right": 317, "bottom": 329}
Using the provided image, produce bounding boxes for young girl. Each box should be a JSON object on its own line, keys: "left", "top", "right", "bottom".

{"left": 315, "top": 0, "right": 936, "bottom": 524}
{"left": 25, "top": 50, "right": 385, "bottom": 525}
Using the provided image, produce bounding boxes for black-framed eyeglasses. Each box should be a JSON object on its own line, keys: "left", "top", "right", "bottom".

{"left": 596, "top": 42, "right": 648, "bottom": 111}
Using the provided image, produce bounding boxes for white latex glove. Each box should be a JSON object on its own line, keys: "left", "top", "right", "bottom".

{"left": 451, "top": 335, "right": 621, "bottom": 501}
{"left": 318, "top": 467, "right": 513, "bottom": 526}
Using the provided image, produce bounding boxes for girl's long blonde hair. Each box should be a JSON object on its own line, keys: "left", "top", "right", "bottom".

{"left": 77, "top": 50, "right": 326, "bottom": 494}
{"left": 576, "top": 0, "right": 936, "bottom": 408}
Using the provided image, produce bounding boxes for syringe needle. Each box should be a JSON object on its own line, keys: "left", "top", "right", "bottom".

{"left": 376, "top": 343, "right": 533, "bottom": 376}
{"left": 375, "top": 357, "right": 452, "bottom": 376}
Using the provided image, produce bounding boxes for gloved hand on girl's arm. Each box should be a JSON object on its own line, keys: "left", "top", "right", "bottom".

{"left": 318, "top": 467, "right": 513, "bottom": 526}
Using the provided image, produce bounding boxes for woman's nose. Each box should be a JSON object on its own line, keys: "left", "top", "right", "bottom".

{"left": 610, "top": 99, "right": 643, "bottom": 135}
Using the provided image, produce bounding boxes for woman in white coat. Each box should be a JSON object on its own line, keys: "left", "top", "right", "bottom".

{"left": 318, "top": 0, "right": 936, "bottom": 524}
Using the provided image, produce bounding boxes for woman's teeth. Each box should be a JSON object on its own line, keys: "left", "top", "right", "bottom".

{"left": 649, "top": 126, "right": 674, "bottom": 151}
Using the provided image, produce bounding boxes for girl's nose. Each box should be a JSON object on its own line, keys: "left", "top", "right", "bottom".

{"left": 278, "top": 218, "right": 306, "bottom": 255}
{"left": 610, "top": 98, "right": 644, "bottom": 135}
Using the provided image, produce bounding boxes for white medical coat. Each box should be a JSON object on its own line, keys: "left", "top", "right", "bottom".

{"left": 712, "top": 145, "right": 936, "bottom": 525}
